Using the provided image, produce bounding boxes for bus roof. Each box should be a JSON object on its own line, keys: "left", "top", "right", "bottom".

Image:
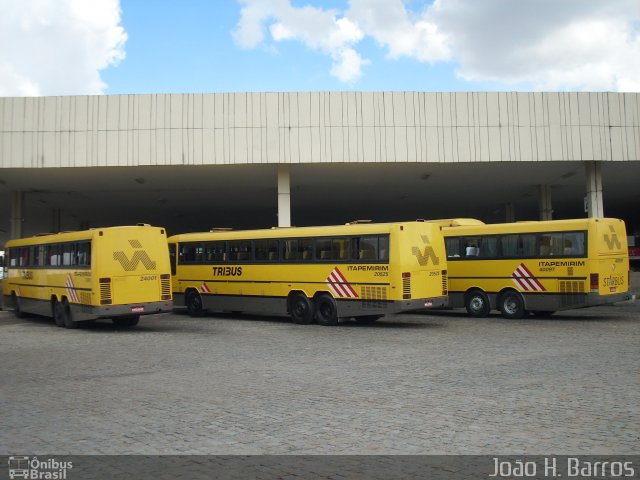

{"left": 4, "top": 224, "right": 164, "bottom": 247}
{"left": 441, "top": 217, "right": 624, "bottom": 235}
{"left": 426, "top": 218, "right": 485, "bottom": 227}
{"left": 168, "top": 220, "right": 441, "bottom": 242}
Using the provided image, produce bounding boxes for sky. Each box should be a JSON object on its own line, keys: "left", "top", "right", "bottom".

{"left": 0, "top": 0, "right": 639, "bottom": 97}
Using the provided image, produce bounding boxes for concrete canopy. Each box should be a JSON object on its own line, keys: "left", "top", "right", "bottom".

{"left": 1, "top": 160, "right": 638, "bottom": 244}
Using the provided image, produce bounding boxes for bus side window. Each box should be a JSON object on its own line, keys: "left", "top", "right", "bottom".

{"left": 282, "top": 239, "right": 298, "bottom": 261}
{"left": 47, "top": 244, "right": 61, "bottom": 266}
{"left": 355, "top": 236, "right": 378, "bottom": 260}
{"left": 479, "top": 236, "right": 498, "bottom": 258}
{"left": 179, "top": 243, "right": 199, "bottom": 264}
{"left": 563, "top": 232, "right": 585, "bottom": 256}
{"left": 77, "top": 242, "right": 91, "bottom": 267}
{"left": 445, "top": 238, "right": 462, "bottom": 259}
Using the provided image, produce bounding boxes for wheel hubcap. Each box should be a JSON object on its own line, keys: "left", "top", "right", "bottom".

{"left": 470, "top": 297, "right": 484, "bottom": 311}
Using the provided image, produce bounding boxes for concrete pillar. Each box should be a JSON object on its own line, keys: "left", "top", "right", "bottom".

{"left": 10, "top": 191, "right": 24, "bottom": 239}
{"left": 538, "top": 185, "right": 553, "bottom": 220}
{"left": 277, "top": 165, "right": 291, "bottom": 227}
{"left": 505, "top": 203, "right": 516, "bottom": 222}
{"left": 585, "top": 161, "right": 604, "bottom": 218}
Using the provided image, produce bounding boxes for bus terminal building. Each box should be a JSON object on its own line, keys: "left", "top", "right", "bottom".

{"left": 0, "top": 91, "right": 639, "bottom": 245}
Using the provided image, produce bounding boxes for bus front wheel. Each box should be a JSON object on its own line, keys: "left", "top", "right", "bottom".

{"left": 315, "top": 294, "right": 339, "bottom": 326}
{"left": 186, "top": 290, "right": 204, "bottom": 317}
{"left": 289, "top": 293, "right": 315, "bottom": 325}
{"left": 465, "top": 290, "right": 491, "bottom": 317}
{"left": 498, "top": 290, "right": 526, "bottom": 319}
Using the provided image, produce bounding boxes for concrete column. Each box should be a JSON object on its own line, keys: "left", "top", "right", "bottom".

{"left": 277, "top": 165, "right": 291, "bottom": 227}
{"left": 505, "top": 203, "right": 516, "bottom": 222}
{"left": 538, "top": 185, "right": 553, "bottom": 220}
{"left": 10, "top": 191, "right": 24, "bottom": 239}
{"left": 585, "top": 161, "right": 604, "bottom": 218}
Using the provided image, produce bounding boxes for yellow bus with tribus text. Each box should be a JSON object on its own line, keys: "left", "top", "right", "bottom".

{"left": 168, "top": 221, "right": 448, "bottom": 325}
{"left": 433, "top": 218, "right": 631, "bottom": 318}
{"left": 2, "top": 224, "right": 173, "bottom": 328}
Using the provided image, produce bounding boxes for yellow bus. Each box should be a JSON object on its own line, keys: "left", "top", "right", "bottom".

{"left": 2, "top": 224, "right": 173, "bottom": 328}
{"left": 435, "top": 218, "right": 630, "bottom": 318}
{"left": 168, "top": 221, "right": 448, "bottom": 325}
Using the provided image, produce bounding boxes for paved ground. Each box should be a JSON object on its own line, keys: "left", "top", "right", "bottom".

{"left": 0, "top": 302, "right": 638, "bottom": 456}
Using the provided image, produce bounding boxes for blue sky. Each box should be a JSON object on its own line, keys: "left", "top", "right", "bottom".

{"left": 102, "top": 0, "right": 479, "bottom": 94}
{"left": 0, "top": 0, "right": 638, "bottom": 97}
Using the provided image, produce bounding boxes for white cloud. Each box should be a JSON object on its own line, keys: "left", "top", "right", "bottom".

{"left": 0, "top": 0, "right": 127, "bottom": 96}
{"left": 234, "top": 0, "right": 368, "bottom": 82}
{"left": 346, "top": 0, "right": 451, "bottom": 63}
{"left": 426, "top": 0, "right": 640, "bottom": 91}
{"left": 233, "top": 0, "right": 640, "bottom": 91}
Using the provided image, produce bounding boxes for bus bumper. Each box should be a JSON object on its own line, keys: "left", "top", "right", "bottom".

{"left": 75, "top": 301, "right": 173, "bottom": 320}
{"left": 336, "top": 296, "right": 449, "bottom": 317}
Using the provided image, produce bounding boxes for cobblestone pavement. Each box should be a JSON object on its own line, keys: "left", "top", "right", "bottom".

{"left": 0, "top": 302, "right": 638, "bottom": 455}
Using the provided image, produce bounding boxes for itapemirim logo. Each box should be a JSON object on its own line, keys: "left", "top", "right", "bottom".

{"left": 8, "top": 456, "right": 73, "bottom": 479}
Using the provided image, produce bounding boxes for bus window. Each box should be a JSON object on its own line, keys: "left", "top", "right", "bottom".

{"left": 562, "top": 232, "right": 585, "bottom": 256}
{"left": 538, "top": 231, "right": 586, "bottom": 257}
{"left": 228, "top": 240, "right": 252, "bottom": 262}
{"left": 501, "top": 234, "right": 536, "bottom": 258}
{"left": 77, "top": 242, "right": 91, "bottom": 267}
{"left": 353, "top": 235, "right": 389, "bottom": 261}
{"left": 282, "top": 239, "right": 298, "bottom": 261}
{"left": 62, "top": 243, "right": 75, "bottom": 266}
{"left": 478, "top": 236, "right": 498, "bottom": 258}
{"left": 47, "top": 244, "right": 62, "bottom": 266}
{"left": 179, "top": 243, "right": 200, "bottom": 264}
{"left": 299, "top": 239, "right": 314, "bottom": 260}
{"left": 254, "top": 239, "right": 278, "bottom": 261}
{"left": 445, "top": 238, "right": 463, "bottom": 259}
{"left": 203, "top": 241, "right": 226, "bottom": 262}
{"left": 463, "top": 237, "right": 481, "bottom": 257}
{"left": 316, "top": 238, "right": 348, "bottom": 261}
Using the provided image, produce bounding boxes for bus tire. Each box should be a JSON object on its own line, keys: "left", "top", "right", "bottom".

{"left": 498, "top": 290, "right": 526, "bottom": 319}
{"left": 11, "top": 293, "right": 24, "bottom": 318}
{"left": 186, "top": 290, "right": 204, "bottom": 317}
{"left": 315, "top": 294, "right": 338, "bottom": 326}
{"left": 53, "top": 300, "right": 65, "bottom": 327}
{"left": 61, "top": 299, "right": 78, "bottom": 329}
{"left": 113, "top": 315, "right": 140, "bottom": 327}
{"left": 464, "top": 289, "right": 491, "bottom": 317}
{"left": 289, "top": 293, "right": 315, "bottom": 325}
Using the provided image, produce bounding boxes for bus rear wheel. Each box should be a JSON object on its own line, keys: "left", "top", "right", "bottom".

{"left": 315, "top": 294, "right": 339, "bottom": 326}
{"left": 60, "top": 299, "right": 78, "bottom": 329}
{"left": 186, "top": 290, "right": 204, "bottom": 317}
{"left": 289, "top": 293, "right": 315, "bottom": 325}
{"left": 53, "top": 300, "right": 66, "bottom": 327}
{"left": 498, "top": 290, "right": 526, "bottom": 319}
{"left": 465, "top": 290, "right": 490, "bottom": 317}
